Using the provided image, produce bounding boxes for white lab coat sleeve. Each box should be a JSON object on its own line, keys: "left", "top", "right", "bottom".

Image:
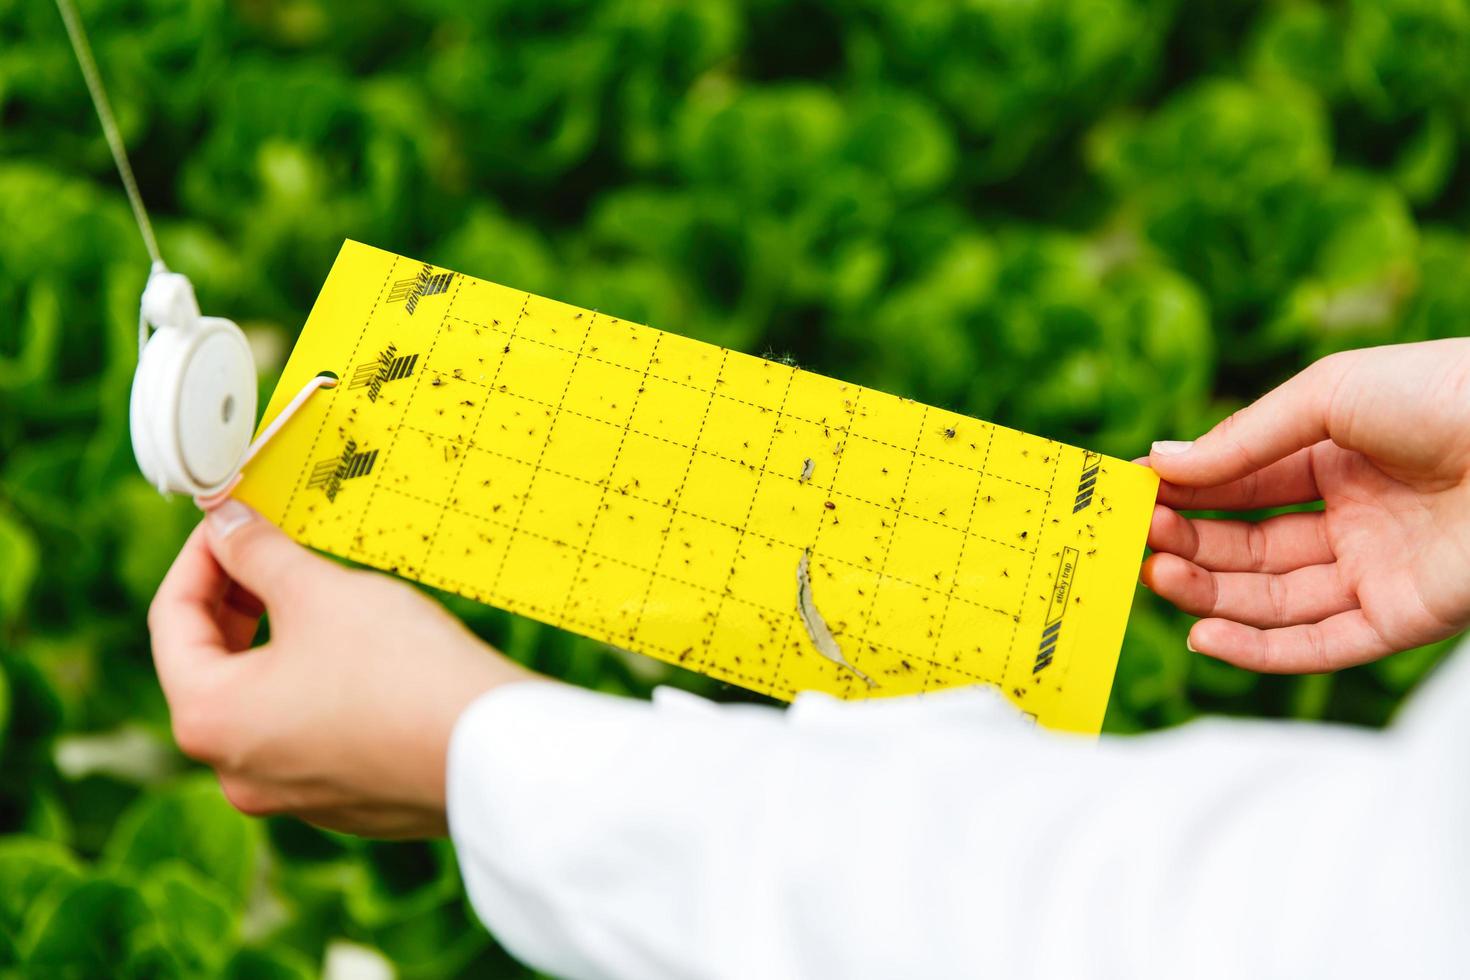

{"left": 446, "top": 655, "right": 1470, "bottom": 980}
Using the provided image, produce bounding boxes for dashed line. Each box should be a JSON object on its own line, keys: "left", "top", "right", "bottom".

{"left": 439, "top": 314, "right": 1049, "bottom": 492}
{"left": 282, "top": 261, "right": 397, "bottom": 527}
{"left": 398, "top": 381, "right": 1039, "bottom": 555}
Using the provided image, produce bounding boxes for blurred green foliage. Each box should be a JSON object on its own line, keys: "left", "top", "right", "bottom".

{"left": 2, "top": 0, "right": 1468, "bottom": 975}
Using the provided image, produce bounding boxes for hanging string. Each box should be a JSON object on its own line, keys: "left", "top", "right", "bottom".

{"left": 54, "top": 0, "right": 163, "bottom": 268}
{"left": 54, "top": 0, "right": 335, "bottom": 510}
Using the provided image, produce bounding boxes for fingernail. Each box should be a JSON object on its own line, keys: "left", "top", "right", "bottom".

{"left": 1151, "top": 440, "right": 1194, "bottom": 457}
{"left": 207, "top": 499, "right": 255, "bottom": 540}
{"left": 1186, "top": 637, "right": 1198, "bottom": 653}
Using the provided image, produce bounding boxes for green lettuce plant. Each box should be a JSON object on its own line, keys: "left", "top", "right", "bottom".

{"left": 3, "top": 0, "right": 1467, "bottom": 974}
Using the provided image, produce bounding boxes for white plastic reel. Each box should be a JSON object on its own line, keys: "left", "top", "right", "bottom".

{"left": 129, "top": 267, "right": 257, "bottom": 497}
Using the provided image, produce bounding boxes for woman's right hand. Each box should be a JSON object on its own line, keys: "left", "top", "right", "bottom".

{"left": 1141, "top": 339, "right": 1470, "bottom": 672}
{"left": 149, "top": 500, "right": 541, "bottom": 836}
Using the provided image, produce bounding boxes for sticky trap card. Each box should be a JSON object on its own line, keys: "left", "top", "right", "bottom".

{"left": 236, "top": 241, "right": 1158, "bottom": 734}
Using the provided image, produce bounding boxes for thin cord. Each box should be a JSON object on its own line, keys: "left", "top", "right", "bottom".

{"left": 193, "top": 374, "right": 341, "bottom": 510}
{"left": 54, "top": 0, "right": 163, "bottom": 267}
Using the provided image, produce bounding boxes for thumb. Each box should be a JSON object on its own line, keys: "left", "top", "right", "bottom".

{"left": 204, "top": 499, "right": 336, "bottom": 603}
{"left": 1148, "top": 353, "right": 1350, "bottom": 487}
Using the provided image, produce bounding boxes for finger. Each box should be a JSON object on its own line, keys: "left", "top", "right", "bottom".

{"left": 1154, "top": 446, "right": 1321, "bottom": 511}
{"left": 217, "top": 582, "right": 265, "bottom": 652}
{"left": 1141, "top": 553, "right": 1357, "bottom": 629}
{"left": 149, "top": 523, "right": 233, "bottom": 700}
{"left": 1188, "top": 611, "right": 1393, "bottom": 673}
{"left": 1149, "top": 354, "right": 1350, "bottom": 487}
{"left": 1147, "top": 506, "right": 1334, "bottom": 574}
{"left": 205, "top": 500, "right": 341, "bottom": 607}
{"left": 217, "top": 775, "right": 282, "bottom": 818}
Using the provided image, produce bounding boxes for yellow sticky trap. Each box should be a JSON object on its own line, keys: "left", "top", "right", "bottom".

{"left": 237, "top": 241, "right": 1158, "bottom": 734}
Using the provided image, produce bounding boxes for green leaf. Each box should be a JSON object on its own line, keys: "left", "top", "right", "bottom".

{"left": 0, "top": 508, "right": 38, "bottom": 628}
{"left": 1344, "top": 0, "right": 1470, "bottom": 117}
{"left": 1372, "top": 635, "right": 1460, "bottom": 694}
{"left": 0, "top": 837, "right": 83, "bottom": 959}
{"left": 0, "top": 281, "right": 62, "bottom": 392}
{"left": 344, "top": 839, "right": 463, "bottom": 928}
{"left": 1289, "top": 672, "right": 1335, "bottom": 720}
{"left": 1389, "top": 108, "right": 1458, "bottom": 204}
{"left": 1248, "top": 2, "right": 1345, "bottom": 96}
{"left": 0, "top": 659, "right": 9, "bottom": 763}
{"left": 1111, "top": 600, "right": 1194, "bottom": 724}
{"left": 0, "top": 655, "right": 63, "bottom": 766}
{"left": 5, "top": 4, "right": 1468, "bottom": 974}
{"left": 1089, "top": 78, "right": 1333, "bottom": 323}
{"left": 21, "top": 874, "right": 150, "bottom": 976}
{"left": 104, "top": 776, "right": 259, "bottom": 906}
{"left": 138, "top": 862, "right": 240, "bottom": 976}
{"left": 221, "top": 945, "right": 317, "bottom": 980}
{"left": 365, "top": 898, "right": 489, "bottom": 977}
{"left": 112, "top": 479, "right": 200, "bottom": 606}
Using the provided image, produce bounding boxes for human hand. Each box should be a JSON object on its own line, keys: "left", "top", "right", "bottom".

{"left": 1141, "top": 339, "right": 1470, "bottom": 672}
{"left": 148, "top": 500, "right": 540, "bottom": 837}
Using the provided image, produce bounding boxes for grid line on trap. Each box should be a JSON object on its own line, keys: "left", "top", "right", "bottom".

{"left": 341, "top": 281, "right": 1050, "bottom": 698}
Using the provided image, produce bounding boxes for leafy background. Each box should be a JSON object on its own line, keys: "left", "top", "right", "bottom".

{"left": 2, "top": 0, "right": 1468, "bottom": 975}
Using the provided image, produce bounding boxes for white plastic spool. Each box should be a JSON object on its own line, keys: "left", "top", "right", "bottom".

{"left": 128, "top": 266, "right": 258, "bottom": 497}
